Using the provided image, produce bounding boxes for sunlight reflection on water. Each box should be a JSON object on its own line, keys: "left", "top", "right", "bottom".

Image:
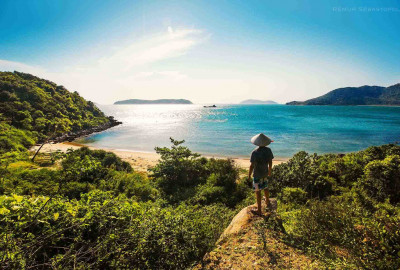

{"left": 79, "top": 104, "right": 400, "bottom": 158}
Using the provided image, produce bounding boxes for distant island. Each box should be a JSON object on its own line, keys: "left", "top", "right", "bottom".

{"left": 240, "top": 99, "right": 278, "bottom": 104}
{"left": 287, "top": 83, "right": 400, "bottom": 105}
{"left": 114, "top": 99, "right": 193, "bottom": 105}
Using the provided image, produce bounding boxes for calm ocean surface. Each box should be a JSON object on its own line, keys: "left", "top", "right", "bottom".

{"left": 79, "top": 104, "right": 400, "bottom": 158}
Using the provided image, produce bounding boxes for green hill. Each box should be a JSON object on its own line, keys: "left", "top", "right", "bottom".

{"left": 114, "top": 98, "right": 193, "bottom": 104}
{"left": 0, "top": 71, "right": 118, "bottom": 156}
{"left": 287, "top": 83, "right": 400, "bottom": 105}
{"left": 239, "top": 99, "right": 278, "bottom": 104}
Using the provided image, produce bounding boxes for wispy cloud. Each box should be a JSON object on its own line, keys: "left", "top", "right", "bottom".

{"left": 0, "top": 27, "right": 206, "bottom": 103}
{"left": 98, "top": 28, "right": 204, "bottom": 71}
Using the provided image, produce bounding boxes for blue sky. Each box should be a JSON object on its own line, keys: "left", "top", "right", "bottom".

{"left": 1, "top": 0, "right": 399, "bottom": 103}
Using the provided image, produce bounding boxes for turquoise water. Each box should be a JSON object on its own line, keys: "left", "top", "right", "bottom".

{"left": 80, "top": 104, "right": 400, "bottom": 158}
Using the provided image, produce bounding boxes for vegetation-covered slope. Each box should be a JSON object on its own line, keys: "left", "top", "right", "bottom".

{"left": 199, "top": 144, "right": 400, "bottom": 269}
{"left": 0, "top": 139, "right": 249, "bottom": 269}
{"left": 287, "top": 83, "right": 400, "bottom": 105}
{"left": 0, "top": 71, "right": 113, "bottom": 143}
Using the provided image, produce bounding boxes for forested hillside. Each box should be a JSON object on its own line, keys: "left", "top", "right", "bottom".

{"left": 0, "top": 71, "right": 114, "bottom": 159}
{"left": 287, "top": 83, "right": 400, "bottom": 105}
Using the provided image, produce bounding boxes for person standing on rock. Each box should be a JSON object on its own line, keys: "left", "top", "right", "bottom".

{"left": 248, "top": 133, "right": 274, "bottom": 215}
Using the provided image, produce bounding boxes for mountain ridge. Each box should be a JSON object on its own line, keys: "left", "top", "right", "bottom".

{"left": 287, "top": 83, "right": 400, "bottom": 105}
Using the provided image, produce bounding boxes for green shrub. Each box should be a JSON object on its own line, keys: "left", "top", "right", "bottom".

{"left": 62, "top": 147, "right": 132, "bottom": 175}
{"left": 278, "top": 187, "right": 308, "bottom": 205}
{"left": 151, "top": 139, "right": 247, "bottom": 207}
{"left": 0, "top": 191, "right": 234, "bottom": 269}
{"left": 0, "top": 122, "right": 35, "bottom": 156}
{"left": 150, "top": 138, "right": 210, "bottom": 202}
{"left": 270, "top": 144, "right": 400, "bottom": 269}
{"left": 98, "top": 171, "right": 158, "bottom": 201}
{"left": 279, "top": 196, "right": 400, "bottom": 269}
{"left": 360, "top": 155, "right": 400, "bottom": 204}
{"left": 2, "top": 168, "right": 60, "bottom": 196}
{"left": 270, "top": 151, "right": 334, "bottom": 199}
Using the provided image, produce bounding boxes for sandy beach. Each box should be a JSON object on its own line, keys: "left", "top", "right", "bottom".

{"left": 31, "top": 142, "right": 288, "bottom": 172}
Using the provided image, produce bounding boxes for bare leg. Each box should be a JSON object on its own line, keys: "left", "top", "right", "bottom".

{"left": 263, "top": 189, "right": 270, "bottom": 207}
{"left": 255, "top": 190, "right": 262, "bottom": 215}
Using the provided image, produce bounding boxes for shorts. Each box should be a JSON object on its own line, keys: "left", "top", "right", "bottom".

{"left": 253, "top": 177, "right": 268, "bottom": 191}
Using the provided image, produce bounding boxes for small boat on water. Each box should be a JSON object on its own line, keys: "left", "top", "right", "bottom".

{"left": 204, "top": 105, "right": 217, "bottom": 108}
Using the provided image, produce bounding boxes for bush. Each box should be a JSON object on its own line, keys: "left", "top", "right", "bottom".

{"left": 0, "top": 122, "right": 35, "bottom": 156}
{"left": 0, "top": 191, "right": 234, "bottom": 269}
{"left": 150, "top": 138, "right": 212, "bottom": 202}
{"left": 2, "top": 168, "right": 60, "bottom": 196}
{"left": 1, "top": 148, "right": 154, "bottom": 201}
{"left": 62, "top": 147, "right": 132, "bottom": 175}
{"left": 151, "top": 139, "right": 248, "bottom": 207}
{"left": 278, "top": 187, "right": 307, "bottom": 206}
{"left": 360, "top": 155, "right": 400, "bottom": 204}
{"left": 98, "top": 171, "right": 158, "bottom": 202}
{"left": 270, "top": 151, "right": 334, "bottom": 199}
{"left": 279, "top": 196, "right": 400, "bottom": 269}
{"left": 270, "top": 144, "right": 400, "bottom": 269}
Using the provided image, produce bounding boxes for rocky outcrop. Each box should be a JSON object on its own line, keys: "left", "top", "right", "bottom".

{"left": 218, "top": 199, "right": 278, "bottom": 243}
{"left": 195, "top": 199, "right": 321, "bottom": 269}
{"left": 49, "top": 116, "right": 122, "bottom": 143}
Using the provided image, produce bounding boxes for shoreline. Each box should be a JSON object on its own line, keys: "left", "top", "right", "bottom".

{"left": 48, "top": 117, "right": 122, "bottom": 144}
{"left": 31, "top": 142, "right": 289, "bottom": 172}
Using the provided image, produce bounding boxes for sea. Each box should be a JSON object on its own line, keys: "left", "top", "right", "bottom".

{"left": 78, "top": 104, "right": 400, "bottom": 158}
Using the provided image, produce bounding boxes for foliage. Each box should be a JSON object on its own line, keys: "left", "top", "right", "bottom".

{"left": 360, "top": 155, "right": 400, "bottom": 204}
{"left": 0, "top": 122, "right": 33, "bottom": 161}
{"left": 150, "top": 138, "right": 209, "bottom": 202}
{"left": 5, "top": 71, "right": 400, "bottom": 269}
{"left": 0, "top": 72, "right": 248, "bottom": 269}
{"left": 0, "top": 71, "right": 110, "bottom": 142}
{"left": 0, "top": 191, "right": 234, "bottom": 269}
{"left": 192, "top": 158, "right": 248, "bottom": 207}
{"left": 278, "top": 187, "right": 307, "bottom": 206}
{"left": 270, "top": 151, "right": 334, "bottom": 199}
{"left": 267, "top": 144, "right": 400, "bottom": 269}
{"left": 150, "top": 138, "right": 247, "bottom": 207}
{"left": 1, "top": 141, "right": 246, "bottom": 269}
{"left": 270, "top": 144, "right": 400, "bottom": 200}
{"left": 62, "top": 147, "right": 132, "bottom": 173}
{"left": 1, "top": 147, "right": 156, "bottom": 200}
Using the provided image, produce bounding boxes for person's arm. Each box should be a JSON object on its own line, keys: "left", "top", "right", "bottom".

{"left": 248, "top": 163, "right": 254, "bottom": 181}
{"left": 268, "top": 149, "right": 274, "bottom": 176}
{"left": 268, "top": 159, "right": 272, "bottom": 176}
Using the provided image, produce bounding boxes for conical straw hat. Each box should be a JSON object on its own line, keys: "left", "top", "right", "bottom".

{"left": 251, "top": 133, "right": 273, "bottom": 146}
